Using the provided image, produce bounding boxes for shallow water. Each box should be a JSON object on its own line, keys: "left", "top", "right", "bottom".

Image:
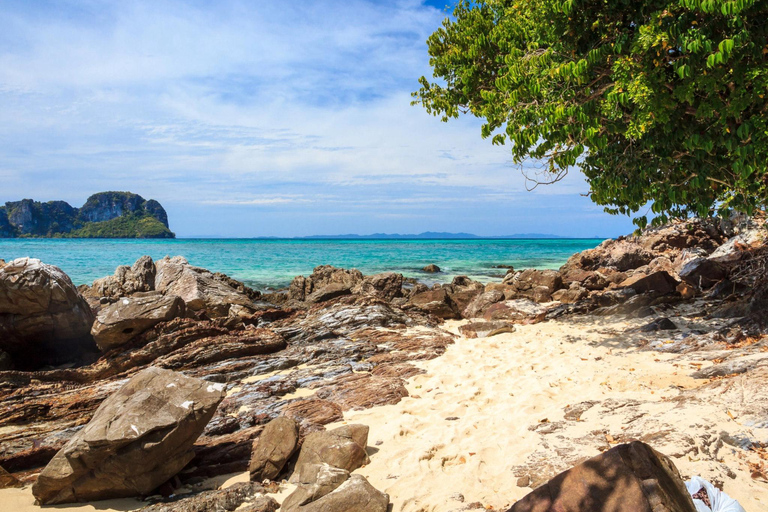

{"left": 0, "top": 238, "right": 603, "bottom": 291}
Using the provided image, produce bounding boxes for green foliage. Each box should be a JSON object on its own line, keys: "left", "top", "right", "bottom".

{"left": 414, "top": 0, "right": 768, "bottom": 227}
{"left": 64, "top": 213, "right": 175, "bottom": 239}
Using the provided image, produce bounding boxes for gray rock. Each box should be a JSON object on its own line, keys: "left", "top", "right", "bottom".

{"left": 249, "top": 416, "right": 299, "bottom": 482}
{"left": 91, "top": 293, "right": 186, "bottom": 351}
{"left": 139, "top": 482, "right": 276, "bottom": 512}
{"left": 32, "top": 367, "right": 226, "bottom": 505}
{"left": 155, "top": 256, "right": 254, "bottom": 316}
{"left": 90, "top": 255, "right": 156, "bottom": 299}
{"left": 679, "top": 257, "right": 726, "bottom": 289}
{"left": 291, "top": 424, "right": 370, "bottom": 481}
{"left": 282, "top": 463, "right": 388, "bottom": 512}
{"left": 0, "top": 257, "right": 96, "bottom": 369}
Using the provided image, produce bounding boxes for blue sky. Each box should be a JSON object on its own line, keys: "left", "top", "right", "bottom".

{"left": 0, "top": 0, "right": 637, "bottom": 237}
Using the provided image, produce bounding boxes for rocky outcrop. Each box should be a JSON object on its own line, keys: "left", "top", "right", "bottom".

{"left": 0, "top": 192, "right": 174, "bottom": 238}
{"left": 0, "top": 258, "right": 96, "bottom": 369}
{"left": 619, "top": 271, "right": 679, "bottom": 295}
{"left": 288, "top": 266, "right": 364, "bottom": 302}
{"left": 155, "top": 256, "right": 256, "bottom": 316}
{"left": 89, "top": 255, "right": 157, "bottom": 300}
{"left": 507, "top": 442, "right": 696, "bottom": 512}
{"left": 407, "top": 288, "right": 459, "bottom": 319}
{"left": 249, "top": 416, "right": 299, "bottom": 482}
{"left": 463, "top": 289, "right": 505, "bottom": 318}
{"left": 351, "top": 272, "right": 403, "bottom": 301}
{"left": 282, "top": 463, "right": 388, "bottom": 512}
{"left": 32, "top": 367, "right": 226, "bottom": 505}
{"left": 483, "top": 299, "right": 549, "bottom": 324}
{"left": 502, "top": 268, "right": 564, "bottom": 302}
{"left": 91, "top": 293, "right": 185, "bottom": 351}
{"left": 291, "top": 425, "right": 370, "bottom": 480}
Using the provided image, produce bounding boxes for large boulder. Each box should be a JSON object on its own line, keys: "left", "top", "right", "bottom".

{"left": 288, "top": 266, "right": 364, "bottom": 302}
{"left": 0, "top": 258, "right": 96, "bottom": 369}
{"left": 506, "top": 442, "right": 696, "bottom": 512}
{"left": 407, "top": 288, "right": 459, "bottom": 319}
{"left": 306, "top": 283, "right": 351, "bottom": 304}
{"left": 89, "top": 255, "right": 156, "bottom": 300}
{"left": 619, "top": 271, "right": 679, "bottom": 295}
{"left": 32, "top": 367, "right": 226, "bottom": 505}
{"left": 463, "top": 289, "right": 505, "bottom": 318}
{"left": 291, "top": 424, "right": 370, "bottom": 481}
{"left": 352, "top": 272, "right": 404, "bottom": 301}
{"left": 561, "top": 239, "right": 654, "bottom": 273}
{"left": 91, "top": 293, "right": 185, "bottom": 351}
{"left": 282, "top": 463, "right": 388, "bottom": 512}
{"left": 249, "top": 416, "right": 299, "bottom": 482}
{"left": 678, "top": 257, "right": 727, "bottom": 289}
{"left": 154, "top": 256, "right": 254, "bottom": 316}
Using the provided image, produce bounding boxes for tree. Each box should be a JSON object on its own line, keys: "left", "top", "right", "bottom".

{"left": 413, "top": 0, "right": 768, "bottom": 228}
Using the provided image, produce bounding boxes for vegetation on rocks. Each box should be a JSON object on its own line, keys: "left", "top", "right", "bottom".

{"left": 414, "top": 0, "right": 768, "bottom": 228}
{"left": 63, "top": 213, "right": 174, "bottom": 239}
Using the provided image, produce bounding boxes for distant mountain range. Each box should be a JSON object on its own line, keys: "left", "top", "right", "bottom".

{"left": 301, "top": 232, "right": 572, "bottom": 239}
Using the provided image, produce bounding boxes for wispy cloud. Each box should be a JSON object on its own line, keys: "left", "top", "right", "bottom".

{"left": 0, "top": 0, "right": 635, "bottom": 237}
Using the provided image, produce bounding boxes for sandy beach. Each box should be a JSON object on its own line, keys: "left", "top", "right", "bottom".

{"left": 4, "top": 308, "right": 767, "bottom": 511}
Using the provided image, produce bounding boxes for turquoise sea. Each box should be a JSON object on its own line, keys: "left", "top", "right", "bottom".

{"left": 0, "top": 238, "right": 603, "bottom": 291}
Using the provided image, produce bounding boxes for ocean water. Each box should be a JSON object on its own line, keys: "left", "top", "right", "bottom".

{"left": 0, "top": 238, "right": 603, "bottom": 291}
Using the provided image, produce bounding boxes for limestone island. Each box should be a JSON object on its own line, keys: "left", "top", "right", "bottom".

{"left": 0, "top": 191, "right": 174, "bottom": 239}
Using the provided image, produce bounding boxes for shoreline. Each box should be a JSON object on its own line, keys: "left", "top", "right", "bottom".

{"left": 1, "top": 217, "right": 767, "bottom": 510}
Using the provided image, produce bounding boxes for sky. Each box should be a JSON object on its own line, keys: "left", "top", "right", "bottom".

{"left": 0, "top": 0, "right": 638, "bottom": 238}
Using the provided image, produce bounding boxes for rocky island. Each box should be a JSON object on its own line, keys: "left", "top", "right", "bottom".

{"left": 0, "top": 217, "right": 766, "bottom": 511}
{"left": 0, "top": 192, "right": 174, "bottom": 239}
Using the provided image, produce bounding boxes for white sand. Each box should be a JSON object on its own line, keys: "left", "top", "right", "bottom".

{"left": 3, "top": 314, "right": 767, "bottom": 511}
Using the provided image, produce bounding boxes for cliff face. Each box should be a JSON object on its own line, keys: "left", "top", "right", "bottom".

{"left": 0, "top": 192, "right": 174, "bottom": 238}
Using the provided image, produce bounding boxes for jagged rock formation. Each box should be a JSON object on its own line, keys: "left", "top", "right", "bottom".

{"left": 0, "top": 191, "right": 173, "bottom": 238}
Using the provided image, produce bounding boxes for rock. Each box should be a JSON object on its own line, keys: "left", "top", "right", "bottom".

{"left": 0, "top": 257, "right": 96, "bottom": 369}
{"left": 0, "top": 465, "right": 21, "bottom": 488}
{"left": 32, "top": 367, "right": 226, "bottom": 505}
{"left": 552, "top": 284, "right": 588, "bottom": 304}
{"left": 306, "top": 283, "right": 351, "bottom": 304}
{"left": 560, "top": 239, "right": 654, "bottom": 273}
{"left": 708, "top": 228, "right": 763, "bottom": 263}
{"left": 289, "top": 266, "right": 364, "bottom": 302}
{"left": 482, "top": 299, "right": 548, "bottom": 324}
{"left": 91, "top": 293, "right": 186, "bottom": 351}
{"left": 678, "top": 257, "right": 726, "bottom": 289}
{"left": 408, "top": 288, "right": 458, "bottom": 319}
{"left": 501, "top": 269, "right": 564, "bottom": 302}
{"left": 154, "top": 256, "right": 255, "bottom": 316}
{"left": 676, "top": 282, "right": 696, "bottom": 299}
{"left": 90, "top": 255, "right": 156, "bottom": 299}
{"left": 505, "top": 442, "right": 696, "bottom": 512}
{"left": 139, "top": 482, "right": 276, "bottom": 512}
{"left": 447, "top": 288, "right": 482, "bottom": 316}
{"left": 463, "top": 290, "right": 505, "bottom": 318}
{"left": 637, "top": 317, "right": 677, "bottom": 332}
{"left": 351, "top": 272, "right": 403, "bottom": 301}
{"left": 422, "top": 264, "right": 440, "bottom": 273}
{"left": 282, "top": 463, "right": 388, "bottom": 512}
{"left": 291, "top": 424, "right": 370, "bottom": 480}
{"left": 249, "top": 416, "right": 299, "bottom": 482}
{"left": 619, "top": 271, "right": 679, "bottom": 295}
{"left": 458, "top": 320, "right": 516, "bottom": 338}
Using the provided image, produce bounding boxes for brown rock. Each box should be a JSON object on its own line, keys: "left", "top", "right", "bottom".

{"left": 678, "top": 257, "right": 727, "bottom": 289}
{"left": 459, "top": 320, "right": 516, "bottom": 338}
{"left": 422, "top": 264, "right": 441, "bottom": 273}
{"left": 249, "top": 416, "right": 299, "bottom": 482}
{"left": 676, "top": 282, "right": 696, "bottom": 299}
{"left": 505, "top": 442, "right": 696, "bottom": 512}
{"left": 463, "top": 290, "right": 505, "bottom": 318}
{"left": 620, "top": 271, "right": 679, "bottom": 295}
{"left": 0, "top": 257, "right": 96, "bottom": 369}
{"left": 291, "top": 424, "right": 370, "bottom": 481}
{"left": 0, "top": 465, "right": 21, "bottom": 488}
{"left": 351, "top": 272, "right": 403, "bottom": 301}
{"left": 282, "top": 463, "right": 388, "bottom": 512}
{"left": 32, "top": 367, "right": 226, "bottom": 505}
{"left": 306, "top": 283, "right": 351, "bottom": 303}
{"left": 154, "top": 256, "right": 255, "bottom": 316}
{"left": 289, "top": 266, "right": 364, "bottom": 302}
{"left": 91, "top": 293, "right": 185, "bottom": 351}
{"left": 408, "top": 288, "right": 458, "bottom": 319}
